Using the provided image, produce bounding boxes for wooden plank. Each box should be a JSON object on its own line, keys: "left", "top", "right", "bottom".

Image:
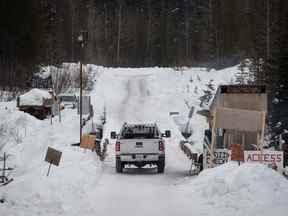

{"left": 210, "top": 111, "right": 217, "bottom": 166}
{"left": 220, "top": 85, "right": 266, "bottom": 94}
{"left": 215, "top": 107, "right": 264, "bottom": 132}
{"left": 80, "top": 134, "right": 96, "bottom": 150}
{"left": 222, "top": 94, "right": 267, "bottom": 112}
{"left": 259, "top": 111, "right": 266, "bottom": 162}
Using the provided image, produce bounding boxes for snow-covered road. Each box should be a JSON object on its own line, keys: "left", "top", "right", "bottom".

{"left": 90, "top": 154, "right": 192, "bottom": 216}
{"left": 87, "top": 70, "right": 193, "bottom": 215}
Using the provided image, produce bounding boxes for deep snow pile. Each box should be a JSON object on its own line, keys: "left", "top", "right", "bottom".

{"left": 0, "top": 102, "right": 102, "bottom": 215}
{"left": 179, "top": 162, "right": 288, "bottom": 216}
{"left": 0, "top": 102, "right": 41, "bottom": 151}
{"left": 19, "top": 88, "right": 52, "bottom": 106}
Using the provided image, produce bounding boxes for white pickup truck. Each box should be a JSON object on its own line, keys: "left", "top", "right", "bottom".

{"left": 111, "top": 123, "right": 171, "bottom": 173}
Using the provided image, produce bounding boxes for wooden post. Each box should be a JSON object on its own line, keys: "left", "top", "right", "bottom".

{"left": 58, "top": 103, "right": 61, "bottom": 123}
{"left": 242, "top": 133, "right": 245, "bottom": 148}
{"left": 210, "top": 110, "right": 217, "bottom": 167}
{"left": 2, "top": 153, "right": 6, "bottom": 179}
{"left": 77, "top": 30, "right": 87, "bottom": 146}
{"left": 80, "top": 62, "right": 83, "bottom": 146}
{"left": 47, "top": 162, "right": 52, "bottom": 177}
{"left": 259, "top": 111, "right": 266, "bottom": 163}
{"left": 260, "top": 112, "right": 266, "bottom": 151}
{"left": 256, "top": 133, "right": 260, "bottom": 151}
{"left": 50, "top": 106, "right": 53, "bottom": 125}
{"left": 227, "top": 134, "right": 231, "bottom": 148}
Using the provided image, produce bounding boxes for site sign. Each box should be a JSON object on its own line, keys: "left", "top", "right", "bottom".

{"left": 204, "top": 149, "right": 284, "bottom": 172}
{"left": 244, "top": 151, "right": 283, "bottom": 171}
{"left": 45, "top": 147, "right": 62, "bottom": 166}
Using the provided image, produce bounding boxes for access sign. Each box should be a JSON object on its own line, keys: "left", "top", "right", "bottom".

{"left": 244, "top": 151, "right": 283, "bottom": 171}
{"left": 204, "top": 149, "right": 284, "bottom": 172}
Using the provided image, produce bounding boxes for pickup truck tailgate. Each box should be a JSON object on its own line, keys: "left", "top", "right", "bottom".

{"left": 119, "top": 139, "right": 160, "bottom": 154}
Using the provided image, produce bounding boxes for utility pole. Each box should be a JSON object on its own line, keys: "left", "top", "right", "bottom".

{"left": 77, "top": 30, "right": 88, "bottom": 146}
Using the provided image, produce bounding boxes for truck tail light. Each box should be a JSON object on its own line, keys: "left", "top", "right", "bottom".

{"left": 159, "top": 140, "right": 165, "bottom": 151}
{"left": 116, "top": 141, "right": 121, "bottom": 152}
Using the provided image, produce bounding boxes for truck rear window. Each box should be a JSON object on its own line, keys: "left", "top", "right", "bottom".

{"left": 120, "top": 125, "right": 160, "bottom": 139}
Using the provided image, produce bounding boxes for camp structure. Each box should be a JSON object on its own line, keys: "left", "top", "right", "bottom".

{"left": 205, "top": 85, "right": 268, "bottom": 167}
{"left": 17, "top": 88, "right": 55, "bottom": 120}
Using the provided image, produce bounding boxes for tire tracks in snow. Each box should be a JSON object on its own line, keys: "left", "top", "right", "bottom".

{"left": 118, "top": 76, "right": 150, "bottom": 123}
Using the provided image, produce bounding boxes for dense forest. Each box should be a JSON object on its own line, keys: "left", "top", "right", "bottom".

{"left": 0, "top": 0, "right": 288, "bottom": 145}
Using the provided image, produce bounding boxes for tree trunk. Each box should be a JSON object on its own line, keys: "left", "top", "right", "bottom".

{"left": 146, "top": 0, "right": 152, "bottom": 66}
{"left": 266, "top": 0, "right": 271, "bottom": 59}
{"left": 160, "top": 0, "right": 167, "bottom": 66}
{"left": 116, "top": 0, "right": 122, "bottom": 65}
{"left": 184, "top": 0, "right": 189, "bottom": 61}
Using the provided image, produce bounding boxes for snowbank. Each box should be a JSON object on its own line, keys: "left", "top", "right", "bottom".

{"left": 0, "top": 105, "right": 41, "bottom": 151}
{"left": 182, "top": 162, "right": 288, "bottom": 216}
{"left": 0, "top": 151, "right": 102, "bottom": 216}
{"left": 19, "top": 88, "right": 51, "bottom": 106}
{"left": 0, "top": 104, "right": 103, "bottom": 216}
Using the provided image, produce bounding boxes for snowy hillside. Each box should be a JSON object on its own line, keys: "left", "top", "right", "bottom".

{"left": 1, "top": 66, "right": 287, "bottom": 216}
{"left": 92, "top": 66, "right": 236, "bottom": 152}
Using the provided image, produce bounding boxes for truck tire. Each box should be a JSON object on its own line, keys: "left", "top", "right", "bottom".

{"left": 157, "top": 157, "right": 165, "bottom": 173}
{"left": 116, "top": 158, "right": 123, "bottom": 173}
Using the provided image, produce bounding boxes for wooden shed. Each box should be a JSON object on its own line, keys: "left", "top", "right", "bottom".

{"left": 207, "top": 85, "right": 267, "bottom": 157}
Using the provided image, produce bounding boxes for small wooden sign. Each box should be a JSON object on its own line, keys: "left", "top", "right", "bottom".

{"left": 231, "top": 144, "right": 244, "bottom": 162}
{"left": 80, "top": 134, "right": 96, "bottom": 150}
{"left": 45, "top": 147, "right": 62, "bottom": 166}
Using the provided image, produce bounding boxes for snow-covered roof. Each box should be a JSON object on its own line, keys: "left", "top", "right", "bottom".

{"left": 35, "top": 67, "right": 53, "bottom": 79}
{"left": 19, "top": 88, "right": 52, "bottom": 106}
